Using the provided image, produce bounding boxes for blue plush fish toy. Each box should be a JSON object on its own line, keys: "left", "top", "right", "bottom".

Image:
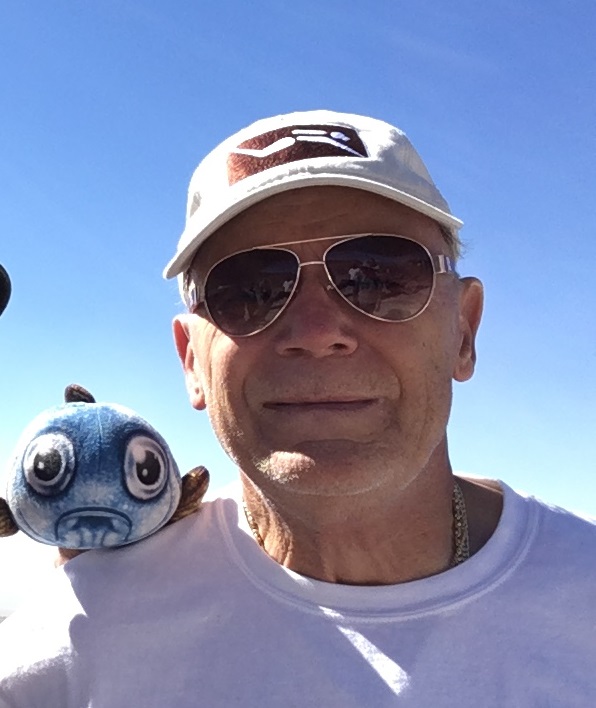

{"left": 0, "top": 385, "right": 209, "bottom": 549}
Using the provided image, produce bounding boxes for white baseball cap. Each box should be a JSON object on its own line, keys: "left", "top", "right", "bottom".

{"left": 164, "top": 109, "right": 462, "bottom": 280}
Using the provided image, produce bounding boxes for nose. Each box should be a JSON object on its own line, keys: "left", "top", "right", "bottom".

{"left": 273, "top": 268, "right": 359, "bottom": 358}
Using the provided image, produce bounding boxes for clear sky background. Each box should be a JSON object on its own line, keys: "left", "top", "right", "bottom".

{"left": 1, "top": 0, "right": 595, "bottom": 615}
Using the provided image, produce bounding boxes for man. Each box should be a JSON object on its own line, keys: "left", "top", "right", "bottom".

{"left": 1, "top": 110, "right": 595, "bottom": 706}
{"left": 0, "top": 264, "right": 10, "bottom": 318}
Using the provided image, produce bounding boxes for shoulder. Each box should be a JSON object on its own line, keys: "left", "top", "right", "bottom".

{"left": 464, "top": 475, "right": 596, "bottom": 549}
{"left": 0, "top": 483, "right": 243, "bottom": 696}
{"left": 2, "top": 482, "right": 241, "bottom": 617}
{"left": 496, "top": 482, "right": 596, "bottom": 590}
{"left": 505, "top": 482, "right": 596, "bottom": 535}
{"left": 461, "top": 477, "right": 596, "bottom": 587}
{"left": 516, "top": 486, "right": 596, "bottom": 553}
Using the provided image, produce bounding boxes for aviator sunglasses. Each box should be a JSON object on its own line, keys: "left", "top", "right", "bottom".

{"left": 185, "top": 234, "right": 458, "bottom": 337}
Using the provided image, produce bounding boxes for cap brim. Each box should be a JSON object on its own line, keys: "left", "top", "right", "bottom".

{"left": 163, "top": 173, "right": 463, "bottom": 279}
{"left": 0, "top": 264, "right": 11, "bottom": 316}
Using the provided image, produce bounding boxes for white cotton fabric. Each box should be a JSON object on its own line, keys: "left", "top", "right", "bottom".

{"left": 1, "top": 481, "right": 596, "bottom": 707}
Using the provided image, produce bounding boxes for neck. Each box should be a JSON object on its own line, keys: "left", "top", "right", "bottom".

{"left": 241, "top": 466, "right": 468, "bottom": 585}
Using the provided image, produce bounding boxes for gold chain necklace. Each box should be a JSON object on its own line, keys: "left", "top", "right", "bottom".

{"left": 242, "top": 502, "right": 265, "bottom": 548}
{"left": 450, "top": 481, "right": 470, "bottom": 567}
{"left": 242, "top": 480, "right": 470, "bottom": 568}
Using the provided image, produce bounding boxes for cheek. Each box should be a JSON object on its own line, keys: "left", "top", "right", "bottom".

{"left": 425, "top": 293, "right": 463, "bottom": 366}
{"left": 392, "top": 346, "right": 454, "bottom": 465}
{"left": 196, "top": 333, "right": 255, "bottom": 450}
{"left": 198, "top": 332, "right": 238, "bottom": 409}
{"left": 393, "top": 312, "right": 460, "bottom": 417}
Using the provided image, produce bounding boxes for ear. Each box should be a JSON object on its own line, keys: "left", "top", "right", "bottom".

{"left": 453, "top": 277, "right": 484, "bottom": 383}
{"left": 173, "top": 315, "right": 206, "bottom": 411}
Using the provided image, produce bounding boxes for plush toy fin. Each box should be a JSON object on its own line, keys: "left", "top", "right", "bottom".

{"left": 64, "top": 384, "right": 96, "bottom": 404}
{"left": 167, "top": 466, "right": 210, "bottom": 526}
{"left": 0, "top": 498, "right": 19, "bottom": 537}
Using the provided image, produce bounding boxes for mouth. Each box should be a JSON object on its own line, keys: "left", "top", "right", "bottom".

{"left": 264, "top": 399, "right": 377, "bottom": 412}
{"left": 55, "top": 508, "right": 132, "bottom": 549}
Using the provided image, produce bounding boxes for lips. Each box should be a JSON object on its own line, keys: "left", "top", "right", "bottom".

{"left": 264, "top": 399, "right": 376, "bottom": 412}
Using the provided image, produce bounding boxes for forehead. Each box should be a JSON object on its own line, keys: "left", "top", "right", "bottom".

{"left": 191, "top": 186, "right": 447, "bottom": 273}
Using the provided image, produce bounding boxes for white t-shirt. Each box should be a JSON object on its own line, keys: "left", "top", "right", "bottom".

{"left": 1, "top": 481, "right": 595, "bottom": 707}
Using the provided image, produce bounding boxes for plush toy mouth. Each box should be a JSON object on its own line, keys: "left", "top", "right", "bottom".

{"left": 55, "top": 508, "right": 132, "bottom": 549}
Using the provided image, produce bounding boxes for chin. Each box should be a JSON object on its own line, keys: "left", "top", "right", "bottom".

{"left": 253, "top": 444, "right": 401, "bottom": 498}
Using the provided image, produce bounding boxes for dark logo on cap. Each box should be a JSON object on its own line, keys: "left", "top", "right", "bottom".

{"left": 227, "top": 125, "right": 368, "bottom": 185}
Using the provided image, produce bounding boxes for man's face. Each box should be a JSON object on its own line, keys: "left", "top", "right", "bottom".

{"left": 174, "top": 186, "right": 482, "bottom": 499}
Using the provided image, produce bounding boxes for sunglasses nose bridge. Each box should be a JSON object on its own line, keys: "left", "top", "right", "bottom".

{"left": 295, "top": 259, "right": 337, "bottom": 294}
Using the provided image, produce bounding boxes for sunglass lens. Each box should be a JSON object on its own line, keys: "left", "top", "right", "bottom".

{"left": 325, "top": 236, "right": 434, "bottom": 321}
{"left": 205, "top": 249, "right": 298, "bottom": 336}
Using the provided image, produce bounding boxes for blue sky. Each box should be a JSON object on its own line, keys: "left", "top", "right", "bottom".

{"left": 1, "top": 0, "right": 595, "bottom": 613}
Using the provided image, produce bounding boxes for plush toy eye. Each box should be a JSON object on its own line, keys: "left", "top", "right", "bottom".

{"left": 23, "top": 433, "right": 76, "bottom": 496}
{"left": 124, "top": 435, "right": 168, "bottom": 500}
